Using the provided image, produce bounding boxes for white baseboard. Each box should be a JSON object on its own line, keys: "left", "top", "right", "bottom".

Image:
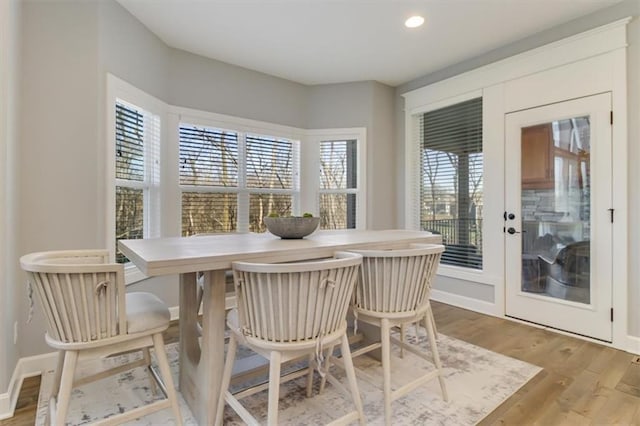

{"left": 431, "top": 288, "right": 499, "bottom": 317}
{"left": 627, "top": 335, "right": 640, "bottom": 355}
{"left": 0, "top": 393, "right": 9, "bottom": 420}
{"left": 0, "top": 352, "right": 57, "bottom": 420}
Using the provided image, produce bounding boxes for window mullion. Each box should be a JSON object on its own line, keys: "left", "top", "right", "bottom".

{"left": 237, "top": 132, "right": 249, "bottom": 233}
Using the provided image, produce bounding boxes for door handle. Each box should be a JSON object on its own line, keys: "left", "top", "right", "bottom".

{"left": 507, "top": 227, "right": 520, "bottom": 235}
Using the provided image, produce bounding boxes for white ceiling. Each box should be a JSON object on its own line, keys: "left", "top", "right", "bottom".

{"left": 116, "top": 0, "right": 621, "bottom": 87}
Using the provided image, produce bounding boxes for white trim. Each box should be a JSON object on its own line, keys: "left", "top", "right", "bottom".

{"left": 170, "top": 105, "right": 306, "bottom": 141}
{"left": 305, "top": 127, "right": 368, "bottom": 229}
{"left": 437, "top": 266, "right": 500, "bottom": 287}
{"left": 406, "top": 89, "right": 483, "bottom": 116}
{"left": 0, "top": 352, "right": 57, "bottom": 420}
{"left": 402, "top": 17, "right": 630, "bottom": 109}
{"left": 609, "top": 47, "right": 628, "bottom": 349}
{"left": 627, "top": 335, "right": 640, "bottom": 356}
{"left": 430, "top": 289, "right": 499, "bottom": 317}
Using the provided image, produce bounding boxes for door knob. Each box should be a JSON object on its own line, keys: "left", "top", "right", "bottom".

{"left": 508, "top": 213, "right": 516, "bottom": 220}
{"left": 507, "top": 227, "right": 520, "bottom": 234}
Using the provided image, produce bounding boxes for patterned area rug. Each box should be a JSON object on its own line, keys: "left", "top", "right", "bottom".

{"left": 36, "top": 331, "right": 541, "bottom": 425}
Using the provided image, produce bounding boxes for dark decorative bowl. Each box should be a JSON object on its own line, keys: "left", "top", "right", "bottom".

{"left": 263, "top": 216, "right": 320, "bottom": 239}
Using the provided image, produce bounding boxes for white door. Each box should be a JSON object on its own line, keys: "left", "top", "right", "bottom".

{"left": 505, "top": 93, "right": 612, "bottom": 342}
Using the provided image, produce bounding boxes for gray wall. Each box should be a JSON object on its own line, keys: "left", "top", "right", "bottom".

{"left": 168, "top": 49, "right": 309, "bottom": 128}
{"left": 1, "top": 0, "right": 22, "bottom": 393}
{"left": 394, "top": 0, "right": 640, "bottom": 336}
{"left": 19, "top": 0, "right": 102, "bottom": 357}
{"left": 308, "top": 81, "right": 396, "bottom": 230}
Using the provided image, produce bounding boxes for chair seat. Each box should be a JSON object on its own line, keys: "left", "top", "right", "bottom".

{"left": 126, "top": 292, "right": 171, "bottom": 334}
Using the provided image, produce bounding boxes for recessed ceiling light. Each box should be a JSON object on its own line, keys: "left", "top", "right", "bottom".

{"left": 405, "top": 15, "right": 425, "bottom": 29}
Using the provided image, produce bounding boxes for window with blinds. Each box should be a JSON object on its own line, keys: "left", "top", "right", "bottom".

{"left": 419, "top": 97, "right": 483, "bottom": 269}
{"left": 319, "top": 139, "right": 358, "bottom": 229}
{"left": 179, "top": 123, "right": 298, "bottom": 235}
{"left": 115, "top": 101, "right": 159, "bottom": 263}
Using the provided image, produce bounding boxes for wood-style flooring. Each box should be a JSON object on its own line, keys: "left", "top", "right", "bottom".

{"left": 2, "top": 301, "right": 639, "bottom": 425}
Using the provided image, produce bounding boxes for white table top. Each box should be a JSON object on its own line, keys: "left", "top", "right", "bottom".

{"left": 118, "top": 229, "right": 441, "bottom": 276}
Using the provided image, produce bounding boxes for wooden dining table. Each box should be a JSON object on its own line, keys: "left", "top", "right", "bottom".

{"left": 118, "top": 229, "right": 441, "bottom": 425}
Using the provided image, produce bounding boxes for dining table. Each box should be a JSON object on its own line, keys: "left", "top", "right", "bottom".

{"left": 118, "top": 229, "right": 441, "bottom": 425}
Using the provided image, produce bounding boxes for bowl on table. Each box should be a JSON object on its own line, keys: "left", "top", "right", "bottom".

{"left": 263, "top": 216, "right": 320, "bottom": 239}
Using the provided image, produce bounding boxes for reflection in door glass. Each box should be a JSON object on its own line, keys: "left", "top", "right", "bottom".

{"left": 520, "top": 116, "right": 590, "bottom": 304}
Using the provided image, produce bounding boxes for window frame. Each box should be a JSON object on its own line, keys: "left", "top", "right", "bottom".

{"left": 306, "top": 128, "right": 367, "bottom": 230}
{"left": 405, "top": 90, "right": 489, "bottom": 282}
{"left": 106, "top": 74, "right": 166, "bottom": 284}
{"left": 177, "top": 118, "right": 301, "bottom": 234}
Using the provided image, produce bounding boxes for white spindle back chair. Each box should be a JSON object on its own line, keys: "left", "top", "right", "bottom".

{"left": 216, "top": 251, "right": 365, "bottom": 426}
{"left": 343, "top": 243, "right": 447, "bottom": 426}
{"left": 20, "top": 249, "right": 182, "bottom": 425}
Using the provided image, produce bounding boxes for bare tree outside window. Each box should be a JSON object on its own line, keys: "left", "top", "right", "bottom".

{"left": 319, "top": 140, "right": 357, "bottom": 229}
{"left": 179, "top": 125, "right": 296, "bottom": 235}
{"left": 115, "top": 102, "right": 145, "bottom": 263}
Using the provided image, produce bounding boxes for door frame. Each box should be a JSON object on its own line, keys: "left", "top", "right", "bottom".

{"left": 499, "top": 51, "right": 628, "bottom": 349}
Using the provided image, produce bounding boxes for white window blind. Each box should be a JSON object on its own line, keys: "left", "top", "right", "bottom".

{"left": 419, "top": 97, "right": 483, "bottom": 269}
{"left": 114, "top": 101, "right": 160, "bottom": 263}
{"left": 179, "top": 123, "right": 298, "bottom": 235}
{"left": 319, "top": 139, "right": 358, "bottom": 229}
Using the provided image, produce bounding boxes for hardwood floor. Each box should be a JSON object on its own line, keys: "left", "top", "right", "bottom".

{"left": 2, "top": 302, "right": 639, "bottom": 425}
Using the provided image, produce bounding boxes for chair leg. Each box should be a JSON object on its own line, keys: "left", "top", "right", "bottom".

{"left": 267, "top": 351, "right": 282, "bottom": 426}
{"left": 152, "top": 333, "right": 183, "bottom": 426}
{"left": 306, "top": 354, "right": 315, "bottom": 398}
{"left": 319, "top": 343, "right": 336, "bottom": 393}
{"left": 399, "top": 324, "right": 405, "bottom": 358}
{"left": 142, "top": 347, "right": 158, "bottom": 396}
{"left": 50, "top": 350, "right": 64, "bottom": 400}
{"left": 428, "top": 306, "right": 438, "bottom": 339}
{"left": 216, "top": 334, "right": 238, "bottom": 426}
{"left": 340, "top": 334, "right": 365, "bottom": 425}
{"left": 54, "top": 350, "right": 78, "bottom": 425}
{"left": 424, "top": 310, "right": 448, "bottom": 402}
{"left": 380, "top": 318, "right": 392, "bottom": 426}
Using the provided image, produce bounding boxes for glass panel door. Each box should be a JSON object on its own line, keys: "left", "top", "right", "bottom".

{"left": 505, "top": 93, "right": 612, "bottom": 342}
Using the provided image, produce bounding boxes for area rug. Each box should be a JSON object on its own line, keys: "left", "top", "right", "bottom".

{"left": 36, "top": 331, "right": 541, "bottom": 425}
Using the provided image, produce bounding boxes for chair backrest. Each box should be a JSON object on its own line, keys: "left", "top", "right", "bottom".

{"left": 349, "top": 244, "right": 444, "bottom": 314}
{"left": 231, "top": 252, "right": 362, "bottom": 343}
{"left": 20, "top": 250, "right": 126, "bottom": 345}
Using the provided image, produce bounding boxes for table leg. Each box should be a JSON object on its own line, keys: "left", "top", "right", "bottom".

{"left": 179, "top": 270, "right": 226, "bottom": 425}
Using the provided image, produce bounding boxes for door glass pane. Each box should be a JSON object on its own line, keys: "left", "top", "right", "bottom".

{"left": 520, "top": 116, "right": 590, "bottom": 304}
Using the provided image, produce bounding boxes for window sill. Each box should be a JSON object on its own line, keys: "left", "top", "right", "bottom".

{"left": 124, "top": 263, "right": 148, "bottom": 286}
